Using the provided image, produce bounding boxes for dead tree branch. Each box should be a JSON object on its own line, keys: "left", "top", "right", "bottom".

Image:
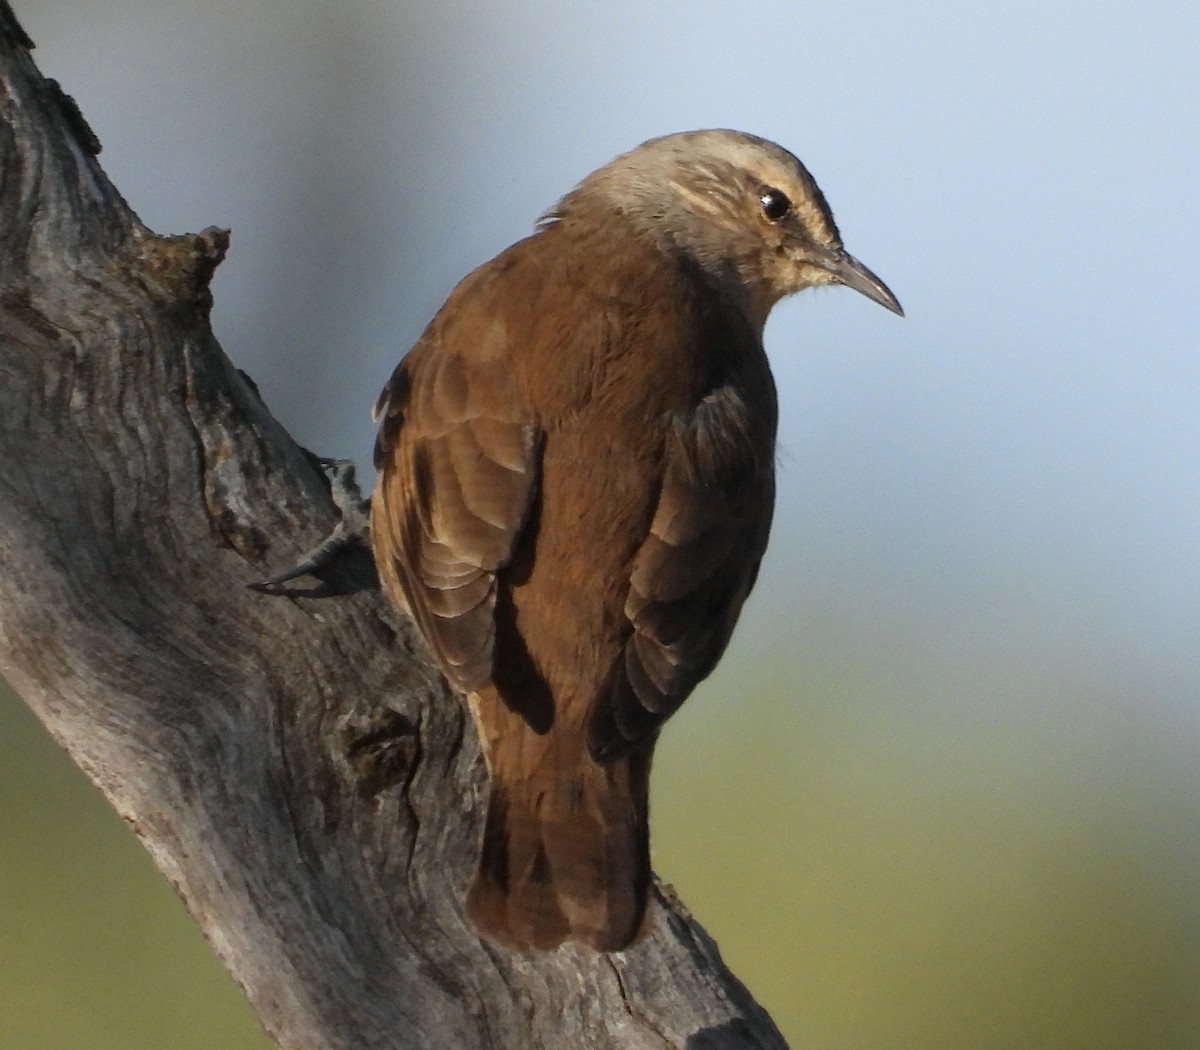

{"left": 0, "top": 7, "right": 787, "bottom": 1047}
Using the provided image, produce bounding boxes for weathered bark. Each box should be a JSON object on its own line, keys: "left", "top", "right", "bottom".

{"left": 0, "top": 5, "right": 787, "bottom": 1047}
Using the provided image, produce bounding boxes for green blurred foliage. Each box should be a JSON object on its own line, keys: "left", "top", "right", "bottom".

{"left": 5, "top": 634, "right": 1200, "bottom": 1050}
{"left": 655, "top": 647, "right": 1200, "bottom": 1050}
{"left": 0, "top": 681, "right": 270, "bottom": 1050}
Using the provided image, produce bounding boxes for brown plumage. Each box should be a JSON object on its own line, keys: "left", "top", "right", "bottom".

{"left": 370, "top": 129, "right": 902, "bottom": 952}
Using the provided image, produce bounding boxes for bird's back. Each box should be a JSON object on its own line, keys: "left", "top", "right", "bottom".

{"left": 373, "top": 202, "right": 779, "bottom": 951}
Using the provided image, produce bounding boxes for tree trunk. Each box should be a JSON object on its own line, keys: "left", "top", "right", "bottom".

{"left": 0, "top": 4, "right": 787, "bottom": 1047}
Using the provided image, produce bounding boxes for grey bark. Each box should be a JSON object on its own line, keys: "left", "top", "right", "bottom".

{"left": 0, "top": 5, "right": 788, "bottom": 1047}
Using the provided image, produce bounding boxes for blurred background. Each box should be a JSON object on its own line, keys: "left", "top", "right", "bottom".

{"left": 3, "top": 1, "right": 1199, "bottom": 1047}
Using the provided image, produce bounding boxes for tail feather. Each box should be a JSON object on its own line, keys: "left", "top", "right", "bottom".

{"left": 466, "top": 750, "right": 652, "bottom": 952}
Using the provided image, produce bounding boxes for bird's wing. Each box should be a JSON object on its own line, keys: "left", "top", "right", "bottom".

{"left": 371, "top": 309, "right": 542, "bottom": 692}
{"left": 591, "top": 386, "right": 775, "bottom": 760}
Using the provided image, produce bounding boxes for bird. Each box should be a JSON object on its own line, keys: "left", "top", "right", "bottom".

{"left": 369, "top": 129, "right": 902, "bottom": 953}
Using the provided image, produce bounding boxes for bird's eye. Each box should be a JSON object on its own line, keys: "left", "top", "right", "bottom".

{"left": 758, "top": 187, "right": 792, "bottom": 221}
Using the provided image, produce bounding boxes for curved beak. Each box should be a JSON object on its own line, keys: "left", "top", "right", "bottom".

{"left": 824, "top": 250, "right": 904, "bottom": 316}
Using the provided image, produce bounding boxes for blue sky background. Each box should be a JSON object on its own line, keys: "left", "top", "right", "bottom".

{"left": 3, "top": 2, "right": 1199, "bottom": 1047}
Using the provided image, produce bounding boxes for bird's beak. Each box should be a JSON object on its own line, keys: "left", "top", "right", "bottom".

{"left": 822, "top": 250, "right": 904, "bottom": 316}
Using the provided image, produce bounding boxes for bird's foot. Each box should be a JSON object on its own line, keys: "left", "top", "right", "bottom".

{"left": 249, "top": 457, "right": 372, "bottom": 592}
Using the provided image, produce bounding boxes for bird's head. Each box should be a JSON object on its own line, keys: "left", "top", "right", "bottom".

{"left": 555, "top": 129, "right": 903, "bottom": 331}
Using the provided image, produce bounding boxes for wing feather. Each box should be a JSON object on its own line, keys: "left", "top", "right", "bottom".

{"left": 591, "top": 384, "right": 775, "bottom": 760}
{"left": 371, "top": 295, "right": 542, "bottom": 692}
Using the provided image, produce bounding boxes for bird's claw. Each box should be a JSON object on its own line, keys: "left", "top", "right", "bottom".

{"left": 248, "top": 457, "right": 371, "bottom": 593}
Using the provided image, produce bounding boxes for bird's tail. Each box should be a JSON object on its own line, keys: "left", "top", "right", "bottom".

{"left": 465, "top": 737, "right": 653, "bottom": 952}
